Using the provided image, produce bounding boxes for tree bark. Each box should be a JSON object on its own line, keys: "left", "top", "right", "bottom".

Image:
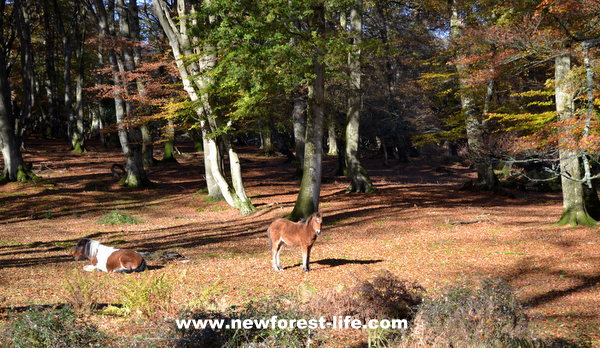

{"left": 581, "top": 41, "right": 600, "bottom": 219}
{"left": 0, "top": 0, "right": 30, "bottom": 181}
{"left": 116, "top": 0, "right": 149, "bottom": 187}
{"left": 52, "top": 0, "right": 77, "bottom": 143}
{"left": 292, "top": 92, "right": 307, "bottom": 177}
{"left": 141, "top": 124, "right": 156, "bottom": 167}
{"left": 290, "top": 3, "right": 326, "bottom": 220}
{"left": 42, "top": 0, "right": 58, "bottom": 138}
{"left": 345, "top": 0, "right": 372, "bottom": 193}
{"left": 72, "top": 13, "right": 86, "bottom": 153}
{"left": 163, "top": 119, "right": 178, "bottom": 162}
{"left": 260, "top": 121, "right": 275, "bottom": 156}
{"left": 449, "top": 0, "right": 498, "bottom": 191}
{"left": 327, "top": 114, "right": 338, "bottom": 155}
{"left": 15, "top": 0, "right": 35, "bottom": 150}
{"left": 555, "top": 53, "right": 596, "bottom": 226}
{"left": 129, "top": 0, "right": 156, "bottom": 167}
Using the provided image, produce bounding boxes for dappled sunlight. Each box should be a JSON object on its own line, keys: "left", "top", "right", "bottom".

{"left": 1, "top": 140, "right": 598, "bottom": 344}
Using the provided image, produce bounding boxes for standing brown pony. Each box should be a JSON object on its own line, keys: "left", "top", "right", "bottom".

{"left": 267, "top": 212, "right": 323, "bottom": 272}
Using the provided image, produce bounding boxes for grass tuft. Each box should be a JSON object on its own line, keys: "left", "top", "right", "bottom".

{"left": 97, "top": 210, "right": 143, "bottom": 225}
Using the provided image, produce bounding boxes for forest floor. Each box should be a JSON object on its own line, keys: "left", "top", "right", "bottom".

{"left": 0, "top": 139, "right": 599, "bottom": 346}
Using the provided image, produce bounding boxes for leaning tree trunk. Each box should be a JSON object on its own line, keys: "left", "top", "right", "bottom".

{"left": 450, "top": 0, "right": 498, "bottom": 191}
{"left": 555, "top": 54, "right": 596, "bottom": 226}
{"left": 345, "top": 0, "right": 372, "bottom": 193}
{"left": 152, "top": 0, "right": 223, "bottom": 199}
{"left": 290, "top": 3, "right": 325, "bottom": 221}
{"left": 152, "top": 0, "right": 256, "bottom": 214}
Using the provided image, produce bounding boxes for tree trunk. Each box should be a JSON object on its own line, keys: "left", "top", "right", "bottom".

{"left": 581, "top": 40, "right": 600, "bottom": 219}
{"left": 261, "top": 121, "right": 275, "bottom": 156}
{"left": 15, "top": 0, "right": 35, "bottom": 150}
{"left": 141, "top": 124, "right": 156, "bottom": 167}
{"left": 128, "top": 0, "right": 155, "bottom": 168}
{"left": 290, "top": 3, "right": 325, "bottom": 220}
{"left": 52, "top": 0, "right": 77, "bottom": 144}
{"left": 88, "top": 0, "right": 149, "bottom": 187}
{"left": 450, "top": 0, "right": 498, "bottom": 191}
{"left": 152, "top": 0, "right": 223, "bottom": 199}
{"left": 555, "top": 53, "right": 596, "bottom": 226}
{"left": 42, "top": 0, "right": 58, "bottom": 138}
{"left": 117, "top": 0, "right": 148, "bottom": 187}
{"left": 152, "top": 0, "right": 255, "bottom": 213}
{"left": 345, "top": 0, "right": 372, "bottom": 193}
{"left": 201, "top": 127, "right": 222, "bottom": 199}
{"left": 189, "top": 128, "right": 203, "bottom": 152}
{"left": 0, "top": 0, "right": 32, "bottom": 182}
{"left": 292, "top": 92, "right": 307, "bottom": 177}
{"left": 72, "top": 16, "right": 86, "bottom": 153}
{"left": 163, "top": 119, "right": 178, "bottom": 162}
{"left": 0, "top": 78, "right": 27, "bottom": 181}
{"left": 327, "top": 114, "right": 338, "bottom": 155}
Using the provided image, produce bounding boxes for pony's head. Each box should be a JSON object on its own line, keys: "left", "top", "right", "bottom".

{"left": 73, "top": 238, "right": 91, "bottom": 261}
{"left": 311, "top": 212, "right": 323, "bottom": 235}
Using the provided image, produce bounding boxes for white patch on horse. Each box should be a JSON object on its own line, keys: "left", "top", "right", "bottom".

{"left": 86, "top": 240, "right": 119, "bottom": 272}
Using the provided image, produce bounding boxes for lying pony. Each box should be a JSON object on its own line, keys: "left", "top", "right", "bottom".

{"left": 72, "top": 238, "right": 146, "bottom": 273}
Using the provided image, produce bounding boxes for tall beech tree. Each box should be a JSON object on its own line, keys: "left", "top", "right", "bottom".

{"left": 554, "top": 53, "right": 596, "bottom": 226}
{"left": 448, "top": 0, "right": 498, "bottom": 191}
{"left": 152, "top": 0, "right": 255, "bottom": 215}
{"left": 344, "top": 0, "right": 372, "bottom": 193}
{"left": 0, "top": 0, "right": 34, "bottom": 182}
{"left": 460, "top": 0, "right": 600, "bottom": 224}
{"left": 87, "top": 0, "right": 150, "bottom": 188}
{"left": 290, "top": 2, "right": 326, "bottom": 220}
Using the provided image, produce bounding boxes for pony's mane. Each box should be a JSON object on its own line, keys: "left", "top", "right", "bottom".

{"left": 298, "top": 212, "right": 320, "bottom": 225}
{"left": 77, "top": 238, "right": 100, "bottom": 259}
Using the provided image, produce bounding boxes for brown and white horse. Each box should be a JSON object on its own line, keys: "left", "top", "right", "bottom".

{"left": 267, "top": 212, "right": 323, "bottom": 272}
{"left": 72, "top": 238, "right": 146, "bottom": 273}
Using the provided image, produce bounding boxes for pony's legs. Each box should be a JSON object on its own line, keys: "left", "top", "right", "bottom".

{"left": 272, "top": 239, "right": 284, "bottom": 271}
{"left": 302, "top": 245, "right": 312, "bottom": 272}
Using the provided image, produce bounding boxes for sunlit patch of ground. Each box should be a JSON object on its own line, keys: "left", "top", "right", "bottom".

{"left": 0, "top": 140, "right": 598, "bottom": 345}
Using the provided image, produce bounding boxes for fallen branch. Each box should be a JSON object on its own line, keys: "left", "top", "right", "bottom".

{"left": 446, "top": 214, "right": 494, "bottom": 225}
